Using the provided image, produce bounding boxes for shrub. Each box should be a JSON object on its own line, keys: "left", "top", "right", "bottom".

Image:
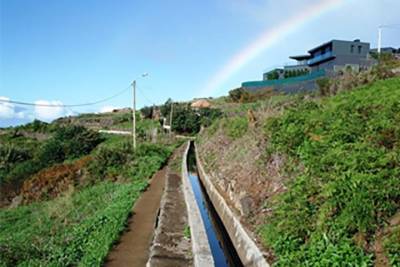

{"left": 4, "top": 160, "right": 42, "bottom": 186}
{"left": 224, "top": 117, "right": 248, "bottom": 139}
{"left": 316, "top": 77, "right": 332, "bottom": 96}
{"left": 0, "top": 144, "right": 31, "bottom": 170}
{"left": 229, "top": 88, "right": 248, "bottom": 102}
{"left": 267, "top": 70, "right": 280, "bottom": 80}
{"left": 199, "top": 108, "right": 222, "bottom": 128}
{"left": 15, "top": 119, "right": 49, "bottom": 133}
{"left": 1, "top": 125, "right": 104, "bottom": 192}
{"left": 87, "top": 142, "right": 131, "bottom": 179}
{"left": 140, "top": 106, "right": 154, "bottom": 119}
{"left": 52, "top": 125, "right": 104, "bottom": 159}
{"left": 37, "top": 139, "right": 65, "bottom": 165}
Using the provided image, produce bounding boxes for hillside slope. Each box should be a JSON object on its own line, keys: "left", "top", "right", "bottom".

{"left": 197, "top": 77, "right": 400, "bottom": 266}
{"left": 0, "top": 112, "right": 178, "bottom": 266}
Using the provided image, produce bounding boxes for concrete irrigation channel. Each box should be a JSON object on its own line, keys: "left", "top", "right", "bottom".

{"left": 106, "top": 142, "right": 268, "bottom": 267}
{"left": 181, "top": 141, "right": 269, "bottom": 267}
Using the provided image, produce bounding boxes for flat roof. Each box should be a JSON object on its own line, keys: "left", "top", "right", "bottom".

{"left": 289, "top": 55, "right": 312, "bottom": 60}
{"left": 308, "top": 40, "right": 334, "bottom": 54}
{"left": 308, "top": 39, "right": 370, "bottom": 54}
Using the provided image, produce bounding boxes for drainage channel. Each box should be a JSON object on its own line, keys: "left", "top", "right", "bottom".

{"left": 187, "top": 142, "right": 243, "bottom": 267}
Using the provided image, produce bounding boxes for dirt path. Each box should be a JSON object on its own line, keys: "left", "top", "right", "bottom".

{"left": 104, "top": 167, "right": 167, "bottom": 267}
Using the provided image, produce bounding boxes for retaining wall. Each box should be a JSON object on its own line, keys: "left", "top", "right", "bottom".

{"left": 195, "top": 143, "right": 269, "bottom": 267}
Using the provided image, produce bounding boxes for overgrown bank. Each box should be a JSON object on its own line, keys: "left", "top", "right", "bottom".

{"left": 0, "top": 122, "right": 179, "bottom": 266}
{"left": 197, "top": 77, "right": 400, "bottom": 266}
{"left": 0, "top": 141, "right": 176, "bottom": 266}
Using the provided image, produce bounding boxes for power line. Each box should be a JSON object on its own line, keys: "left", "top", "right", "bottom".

{"left": 136, "top": 86, "right": 157, "bottom": 106}
{"left": 0, "top": 85, "right": 131, "bottom": 107}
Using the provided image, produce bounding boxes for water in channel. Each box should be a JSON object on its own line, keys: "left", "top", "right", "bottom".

{"left": 187, "top": 143, "right": 243, "bottom": 267}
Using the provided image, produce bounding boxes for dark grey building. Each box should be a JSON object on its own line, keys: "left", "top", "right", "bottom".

{"left": 247, "top": 39, "right": 377, "bottom": 94}
{"left": 290, "top": 39, "right": 374, "bottom": 74}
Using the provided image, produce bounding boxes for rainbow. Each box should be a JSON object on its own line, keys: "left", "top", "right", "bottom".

{"left": 199, "top": 0, "right": 344, "bottom": 97}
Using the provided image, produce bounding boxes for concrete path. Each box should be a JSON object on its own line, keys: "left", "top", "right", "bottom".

{"left": 146, "top": 170, "right": 193, "bottom": 267}
{"left": 104, "top": 167, "right": 167, "bottom": 267}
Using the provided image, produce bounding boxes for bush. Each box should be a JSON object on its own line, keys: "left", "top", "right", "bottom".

{"left": 0, "top": 144, "right": 31, "bottom": 170}
{"left": 4, "top": 160, "right": 42, "bottom": 186}
{"left": 52, "top": 125, "right": 104, "bottom": 159}
{"left": 267, "top": 70, "right": 280, "bottom": 80}
{"left": 140, "top": 106, "right": 154, "bottom": 119}
{"left": 169, "top": 105, "right": 221, "bottom": 135}
{"left": 224, "top": 117, "right": 248, "bottom": 139}
{"left": 170, "top": 105, "right": 200, "bottom": 134}
{"left": 1, "top": 125, "right": 104, "bottom": 192}
{"left": 88, "top": 142, "right": 131, "bottom": 179}
{"left": 199, "top": 108, "right": 222, "bottom": 128}
{"left": 229, "top": 88, "right": 249, "bottom": 102}
{"left": 37, "top": 139, "right": 65, "bottom": 165}
{"left": 316, "top": 77, "right": 331, "bottom": 96}
{"left": 15, "top": 119, "right": 49, "bottom": 133}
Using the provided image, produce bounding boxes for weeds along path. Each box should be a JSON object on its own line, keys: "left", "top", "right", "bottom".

{"left": 104, "top": 166, "right": 167, "bottom": 267}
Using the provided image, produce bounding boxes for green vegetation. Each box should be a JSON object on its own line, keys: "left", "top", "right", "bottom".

{"left": 229, "top": 88, "right": 250, "bottom": 102}
{"left": 265, "top": 69, "right": 310, "bottom": 81}
{"left": 183, "top": 225, "right": 191, "bottom": 239}
{"left": 284, "top": 69, "right": 310, "bottom": 79}
{"left": 261, "top": 77, "right": 400, "bottom": 265}
{"left": 316, "top": 54, "right": 400, "bottom": 97}
{"left": 384, "top": 228, "right": 400, "bottom": 266}
{"left": 0, "top": 181, "right": 146, "bottom": 267}
{"left": 0, "top": 109, "right": 178, "bottom": 267}
{"left": 267, "top": 70, "right": 280, "bottom": 80}
{"left": 0, "top": 125, "right": 103, "bottom": 189}
{"left": 159, "top": 99, "right": 222, "bottom": 135}
{"left": 223, "top": 117, "right": 248, "bottom": 139}
{"left": 0, "top": 135, "right": 176, "bottom": 266}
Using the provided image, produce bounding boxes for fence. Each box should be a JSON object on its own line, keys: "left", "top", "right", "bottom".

{"left": 242, "top": 69, "right": 326, "bottom": 89}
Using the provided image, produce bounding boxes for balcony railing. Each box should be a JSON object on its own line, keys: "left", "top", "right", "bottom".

{"left": 307, "top": 51, "right": 334, "bottom": 65}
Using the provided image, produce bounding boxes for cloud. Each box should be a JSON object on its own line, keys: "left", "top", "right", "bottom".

{"left": 99, "top": 105, "right": 118, "bottom": 113}
{"left": 0, "top": 96, "right": 25, "bottom": 119}
{"left": 34, "top": 100, "right": 66, "bottom": 121}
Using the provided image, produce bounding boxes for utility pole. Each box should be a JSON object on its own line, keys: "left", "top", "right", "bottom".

{"left": 378, "top": 26, "right": 382, "bottom": 54}
{"left": 169, "top": 101, "right": 174, "bottom": 135}
{"left": 132, "top": 80, "right": 136, "bottom": 150}
{"left": 131, "top": 73, "right": 148, "bottom": 150}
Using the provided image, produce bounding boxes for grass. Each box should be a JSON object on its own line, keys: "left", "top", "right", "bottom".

{"left": 0, "top": 134, "right": 177, "bottom": 266}
{"left": 183, "top": 225, "right": 191, "bottom": 240}
{"left": 384, "top": 228, "right": 400, "bottom": 266}
{"left": 0, "top": 181, "right": 146, "bottom": 266}
{"left": 223, "top": 117, "right": 248, "bottom": 139}
{"left": 260, "top": 77, "right": 400, "bottom": 266}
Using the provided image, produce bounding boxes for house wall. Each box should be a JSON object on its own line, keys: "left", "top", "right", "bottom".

{"left": 311, "top": 40, "right": 373, "bottom": 73}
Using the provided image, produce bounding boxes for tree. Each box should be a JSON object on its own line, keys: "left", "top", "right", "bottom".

{"left": 160, "top": 98, "right": 173, "bottom": 118}
{"left": 140, "top": 106, "right": 153, "bottom": 119}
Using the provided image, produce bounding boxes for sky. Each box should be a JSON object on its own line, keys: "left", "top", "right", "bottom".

{"left": 0, "top": 0, "right": 399, "bottom": 127}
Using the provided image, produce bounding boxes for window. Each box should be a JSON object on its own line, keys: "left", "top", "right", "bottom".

{"left": 358, "top": 45, "right": 362, "bottom": 54}
{"left": 350, "top": 45, "right": 354, "bottom": 53}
